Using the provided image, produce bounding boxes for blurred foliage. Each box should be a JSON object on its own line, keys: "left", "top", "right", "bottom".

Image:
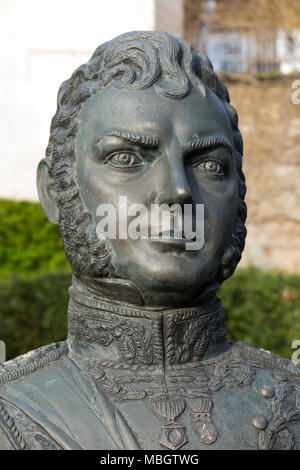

{"left": 0, "top": 199, "right": 70, "bottom": 274}
{"left": 0, "top": 271, "right": 70, "bottom": 360}
{"left": 219, "top": 267, "right": 300, "bottom": 359}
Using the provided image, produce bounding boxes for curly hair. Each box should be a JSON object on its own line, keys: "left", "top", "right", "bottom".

{"left": 45, "top": 31, "right": 247, "bottom": 281}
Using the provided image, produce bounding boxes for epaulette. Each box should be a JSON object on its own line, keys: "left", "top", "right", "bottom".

{"left": 0, "top": 401, "right": 27, "bottom": 449}
{"left": 233, "top": 341, "right": 300, "bottom": 378}
{"left": 0, "top": 341, "right": 69, "bottom": 386}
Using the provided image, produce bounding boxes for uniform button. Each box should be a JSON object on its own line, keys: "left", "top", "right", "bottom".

{"left": 260, "top": 385, "right": 275, "bottom": 398}
{"left": 272, "top": 372, "right": 287, "bottom": 382}
{"left": 252, "top": 415, "right": 268, "bottom": 430}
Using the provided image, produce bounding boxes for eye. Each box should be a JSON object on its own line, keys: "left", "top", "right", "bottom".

{"left": 193, "top": 160, "right": 224, "bottom": 176}
{"left": 105, "top": 151, "right": 144, "bottom": 169}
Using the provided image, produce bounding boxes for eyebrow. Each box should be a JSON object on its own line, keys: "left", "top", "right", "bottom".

{"left": 95, "top": 129, "right": 159, "bottom": 149}
{"left": 186, "top": 135, "right": 233, "bottom": 154}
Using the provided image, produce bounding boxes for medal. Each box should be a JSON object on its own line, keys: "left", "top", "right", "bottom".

{"left": 152, "top": 397, "right": 187, "bottom": 450}
{"left": 186, "top": 394, "right": 218, "bottom": 445}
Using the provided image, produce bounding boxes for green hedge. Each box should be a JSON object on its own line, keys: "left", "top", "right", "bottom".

{"left": 0, "top": 199, "right": 69, "bottom": 274}
{"left": 0, "top": 271, "right": 70, "bottom": 360}
{"left": 219, "top": 268, "right": 300, "bottom": 360}
{"left": 0, "top": 268, "right": 299, "bottom": 361}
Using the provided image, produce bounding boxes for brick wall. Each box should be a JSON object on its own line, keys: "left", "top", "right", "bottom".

{"left": 226, "top": 78, "right": 300, "bottom": 272}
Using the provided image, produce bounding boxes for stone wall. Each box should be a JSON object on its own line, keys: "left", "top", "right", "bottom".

{"left": 155, "top": 0, "right": 184, "bottom": 38}
{"left": 225, "top": 77, "right": 300, "bottom": 272}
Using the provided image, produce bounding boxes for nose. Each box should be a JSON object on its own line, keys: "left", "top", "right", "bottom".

{"left": 155, "top": 157, "right": 193, "bottom": 206}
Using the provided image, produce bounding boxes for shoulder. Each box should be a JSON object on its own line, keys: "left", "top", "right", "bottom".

{"left": 231, "top": 341, "right": 300, "bottom": 380}
{"left": 0, "top": 400, "right": 28, "bottom": 449}
{"left": 0, "top": 341, "right": 69, "bottom": 387}
{"left": 229, "top": 342, "right": 300, "bottom": 450}
{"left": 0, "top": 342, "right": 68, "bottom": 450}
{"left": 0, "top": 342, "right": 139, "bottom": 450}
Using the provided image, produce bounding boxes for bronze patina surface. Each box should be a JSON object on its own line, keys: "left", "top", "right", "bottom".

{"left": 0, "top": 31, "right": 299, "bottom": 450}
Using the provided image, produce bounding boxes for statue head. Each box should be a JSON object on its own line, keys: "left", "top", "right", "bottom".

{"left": 37, "top": 31, "right": 246, "bottom": 308}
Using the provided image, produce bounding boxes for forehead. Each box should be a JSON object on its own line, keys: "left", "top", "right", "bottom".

{"left": 77, "top": 84, "right": 233, "bottom": 144}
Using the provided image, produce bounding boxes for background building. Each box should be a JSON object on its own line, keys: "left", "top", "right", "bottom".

{"left": 205, "top": 30, "right": 300, "bottom": 74}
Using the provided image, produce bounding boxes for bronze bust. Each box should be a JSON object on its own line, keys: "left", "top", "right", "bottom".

{"left": 0, "top": 31, "right": 299, "bottom": 450}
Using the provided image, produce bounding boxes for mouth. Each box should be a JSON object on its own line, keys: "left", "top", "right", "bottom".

{"left": 149, "top": 229, "right": 196, "bottom": 248}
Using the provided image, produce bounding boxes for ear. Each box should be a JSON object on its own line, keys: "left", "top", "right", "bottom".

{"left": 36, "top": 158, "right": 59, "bottom": 225}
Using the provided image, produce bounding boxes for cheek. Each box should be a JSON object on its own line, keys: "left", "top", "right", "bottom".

{"left": 203, "top": 179, "right": 239, "bottom": 248}
{"left": 77, "top": 154, "right": 129, "bottom": 215}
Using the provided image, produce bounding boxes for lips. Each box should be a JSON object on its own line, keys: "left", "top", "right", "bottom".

{"left": 158, "top": 229, "right": 196, "bottom": 241}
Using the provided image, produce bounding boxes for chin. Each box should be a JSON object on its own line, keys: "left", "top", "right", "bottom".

{"left": 123, "top": 254, "right": 218, "bottom": 296}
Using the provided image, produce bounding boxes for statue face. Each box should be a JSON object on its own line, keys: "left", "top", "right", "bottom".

{"left": 76, "top": 84, "right": 239, "bottom": 306}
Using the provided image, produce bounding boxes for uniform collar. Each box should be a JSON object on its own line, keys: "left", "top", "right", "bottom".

{"left": 67, "top": 282, "right": 228, "bottom": 368}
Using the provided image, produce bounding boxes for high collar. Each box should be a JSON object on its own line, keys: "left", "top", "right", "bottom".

{"left": 67, "top": 284, "right": 229, "bottom": 369}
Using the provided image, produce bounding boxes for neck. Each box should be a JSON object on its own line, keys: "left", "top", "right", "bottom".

{"left": 67, "top": 278, "right": 229, "bottom": 369}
